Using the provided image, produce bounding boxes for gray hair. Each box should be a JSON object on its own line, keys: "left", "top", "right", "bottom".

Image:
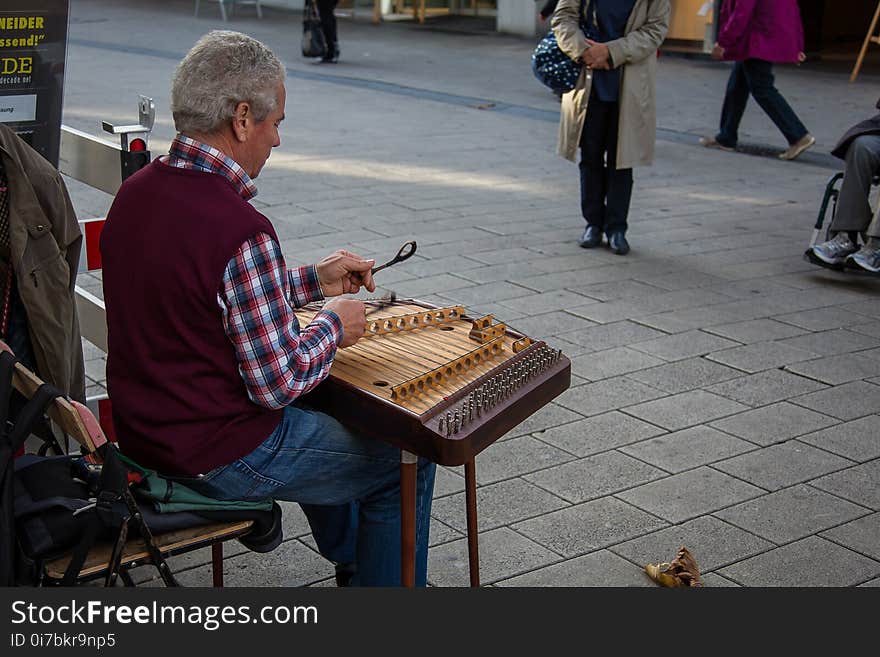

{"left": 171, "top": 30, "right": 285, "bottom": 136}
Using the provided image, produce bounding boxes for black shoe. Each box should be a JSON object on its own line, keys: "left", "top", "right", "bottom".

{"left": 321, "top": 45, "right": 340, "bottom": 63}
{"left": 608, "top": 232, "right": 630, "bottom": 255}
{"left": 334, "top": 562, "right": 356, "bottom": 587}
{"left": 578, "top": 225, "right": 603, "bottom": 248}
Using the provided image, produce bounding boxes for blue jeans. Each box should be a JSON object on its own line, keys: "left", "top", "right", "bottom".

{"left": 189, "top": 403, "right": 436, "bottom": 587}
{"left": 716, "top": 59, "right": 808, "bottom": 148}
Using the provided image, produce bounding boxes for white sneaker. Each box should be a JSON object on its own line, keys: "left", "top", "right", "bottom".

{"left": 846, "top": 244, "right": 880, "bottom": 273}
{"left": 779, "top": 134, "right": 816, "bottom": 161}
{"left": 809, "top": 233, "right": 857, "bottom": 266}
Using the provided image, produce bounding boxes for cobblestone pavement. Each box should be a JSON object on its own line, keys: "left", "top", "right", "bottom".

{"left": 65, "top": 0, "right": 880, "bottom": 587}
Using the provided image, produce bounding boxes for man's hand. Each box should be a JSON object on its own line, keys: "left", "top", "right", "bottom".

{"left": 323, "top": 298, "right": 366, "bottom": 348}
{"left": 316, "top": 250, "right": 376, "bottom": 297}
{"left": 711, "top": 43, "right": 724, "bottom": 60}
{"left": 582, "top": 40, "right": 611, "bottom": 70}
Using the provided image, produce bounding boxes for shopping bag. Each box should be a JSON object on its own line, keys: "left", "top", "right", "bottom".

{"left": 302, "top": 0, "right": 327, "bottom": 58}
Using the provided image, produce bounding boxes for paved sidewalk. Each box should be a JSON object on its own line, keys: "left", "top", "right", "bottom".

{"left": 65, "top": 0, "right": 880, "bottom": 587}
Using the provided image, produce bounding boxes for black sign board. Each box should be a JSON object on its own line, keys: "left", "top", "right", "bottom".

{"left": 0, "top": 0, "right": 69, "bottom": 167}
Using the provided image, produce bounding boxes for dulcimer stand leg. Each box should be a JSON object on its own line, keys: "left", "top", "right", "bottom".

{"left": 464, "top": 459, "right": 480, "bottom": 587}
{"left": 400, "top": 450, "right": 482, "bottom": 588}
{"left": 401, "top": 450, "right": 417, "bottom": 587}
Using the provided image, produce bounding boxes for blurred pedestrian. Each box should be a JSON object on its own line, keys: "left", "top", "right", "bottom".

{"left": 538, "top": 0, "right": 559, "bottom": 22}
{"left": 807, "top": 97, "right": 880, "bottom": 273}
{"left": 316, "top": 0, "right": 340, "bottom": 63}
{"left": 700, "top": 0, "right": 814, "bottom": 161}
{"left": 552, "top": 0, "right": 670, "bottom": 255}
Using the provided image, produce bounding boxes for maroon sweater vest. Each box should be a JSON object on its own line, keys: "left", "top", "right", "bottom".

{"left": 100, "top": 161, "right": 284, "bottom": 475}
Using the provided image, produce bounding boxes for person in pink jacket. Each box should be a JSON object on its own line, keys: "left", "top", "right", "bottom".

{"left": 700, "top": 0, "right": 814, "bottom": 161}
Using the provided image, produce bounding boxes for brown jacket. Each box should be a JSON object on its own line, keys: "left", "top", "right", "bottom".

{"left": 0, "top": 124, "right": 85, "bottom": 402}
{"left": 552, "top": 0, "right": 670, "bottom": 166}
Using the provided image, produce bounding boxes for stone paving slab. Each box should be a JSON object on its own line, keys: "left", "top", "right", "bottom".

{"left": 611, "top": 516, "right": 774, "bottom": 573}
{"left": 617, "top": 467, "right": 765, "bottom": 524}
{"left": 706, "top": 341, "right": 821, "bottom": 373}
{"left": 784, "top": 353, "right": 880, "bottom": 385}
{"left": 712, "top": 441, "right": 854, "bottom": 492}
{"left": 714, "top": 485, "right": 869, "bottom": 544}
{"left": 430, "top": 478, "right": 569, "bottom": 533}
{"left": 820, "top": 513, "right": 880, "bottom": 562}
{"left": 791, "top": 380, "right": 880, "bottom": 420}
{"left": 630, "top": 329, "right": 741, "bottom": 362}
{"left": 620, "top": 426, "right": 755, "bottom": 474}
{"left": 626, "top": 357, "right": 744, "bottom": 394}
{"left": 625, "top": 390, "right": 749, "bottom": 432}
{"left": 703, "top": 319, "right": 809, "bottom": 344}
{"left": 718, "top": 537, "right": 880, "bottom": 587}
{"left": 810, "top": 460, "right": 880, "bottom": 510}
{"left": 470, "top": 435, "right": 575, "bottom": 486}
{"left": 705, "top": 369, "right": 828, "bottom": 407}
{"left": 496, "top": 550, "right": 653, "bottom": 587}
{"left": 797, "top": 416, "right": 880, "bottom": 463}
{"left": 523, "top": 451, "right": 667, "bottom": 504}
{"left": 709, "top": 401, "right": 838, "bottom": 446}
{"left": 777, "top": 328, "right": 880, "bottom": 357}
{"left": 571, "top": 347, "right": 666, "bottom": 381}
{"left": 531, "top": 412, "right": 665, "bottom": 457}
{"left": 555, "top": 376, "right": 666, "bottom": 418}
{"left": 427, "top": 527, "right": 560, "bottom": 587}
{"left": 513, "top": 497, "right": 669, "bottom": 559}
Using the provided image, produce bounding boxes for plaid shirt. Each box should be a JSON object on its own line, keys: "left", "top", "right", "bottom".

{"left": 165, "top": 135, "right": 342, "bottom": 409}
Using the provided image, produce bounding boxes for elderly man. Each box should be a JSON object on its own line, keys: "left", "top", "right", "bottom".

{"left": 100, "top": 31, "right": 436, "bottom": 586}
{"left": 808, "top": 98, "right": 880, "bottom": 274}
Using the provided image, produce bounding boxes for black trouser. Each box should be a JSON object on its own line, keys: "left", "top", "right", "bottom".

{"left": 315, "top": 0, "right": 338, "bottom": 51}
{"left": 579, "top": 87, "right": 633, "bottom": 236}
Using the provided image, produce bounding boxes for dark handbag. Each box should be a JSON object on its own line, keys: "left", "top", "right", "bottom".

{"left": 301, "top": 0, "right": 327, "bottom": 58}
{"left": 530, "top": 0, "right": 590, "bottom": 94}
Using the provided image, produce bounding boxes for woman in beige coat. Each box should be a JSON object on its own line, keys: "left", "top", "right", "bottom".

{"left": 552, "top": 0, "right": 669, "bottom": 255}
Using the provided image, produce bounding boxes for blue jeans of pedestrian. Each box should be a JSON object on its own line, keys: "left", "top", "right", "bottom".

{"left": 189, "top": 403, "right": 436, "bottom": 587}
{"left": 716, "top": 59, "right": 808, "bottom": 148}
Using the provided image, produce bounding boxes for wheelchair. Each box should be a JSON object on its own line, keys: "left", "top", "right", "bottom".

{"left": 804, "top": 171, "right": 880, "bottom": 274}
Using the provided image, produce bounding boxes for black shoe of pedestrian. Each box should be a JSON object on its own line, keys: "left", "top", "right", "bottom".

{"left": 321, "top": 45, "right": 340, "bottom": 63}
{"left": 334, "top": 562, "right": 356, "bottom": 587}
{"left": 608, "top": 232, "right": 630, "bottom": 255}
{"left": 578, "top": 225, "right": 603, "bottom": 248}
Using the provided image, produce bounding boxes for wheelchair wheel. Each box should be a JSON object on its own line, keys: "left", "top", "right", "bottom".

{"left": 812, "top": 172, "right": 868, "bottom": 246}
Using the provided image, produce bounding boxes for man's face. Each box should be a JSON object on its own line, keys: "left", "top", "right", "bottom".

{"left": 240, "top": 82, "right": 285, "bottom": 179}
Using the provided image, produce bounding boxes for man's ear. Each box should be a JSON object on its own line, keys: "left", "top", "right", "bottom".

{"left": 231, "top": 101, "right": 251, "bottom": 142}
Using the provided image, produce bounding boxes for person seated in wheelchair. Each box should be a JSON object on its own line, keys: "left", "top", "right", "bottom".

{"left": 808, "top": 97, "right": 880, "bottom": 273}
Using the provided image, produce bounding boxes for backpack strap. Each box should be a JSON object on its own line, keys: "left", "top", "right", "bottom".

{"left": 8, "top": 383, "right": 65, "bottom": 454}
{"left": 0, "top": 350, "right": 16, "bottom": 431}
{"left": 61, "top": 444, "right": 179, "bottom": 587}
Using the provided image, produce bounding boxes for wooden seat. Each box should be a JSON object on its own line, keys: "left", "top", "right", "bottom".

{"left": 44, "top": 522, "right": 253, "bottom": 581}
{"left": 4, "top": 342, "right": 253, "bottom": 587}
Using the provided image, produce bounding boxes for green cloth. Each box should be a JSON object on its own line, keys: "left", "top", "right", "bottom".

{"left": 118, "top": 453, "right": 273, "bottom": 514}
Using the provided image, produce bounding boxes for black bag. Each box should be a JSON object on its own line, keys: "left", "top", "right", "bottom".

{"left": 530, "top": 0, "right": 589, "bottom": 94}
{"left": 302, "top": 0, "right": 327, "bottom": 58}
{"left": 0, "top": 347, "right": 282, "bottom": 587}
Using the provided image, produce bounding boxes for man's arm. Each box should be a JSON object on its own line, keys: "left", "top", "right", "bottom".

{"left": 220, "top": 232, "right": 343, "bottom": 409}
{"left": 287, "top": 264, "right": 324, "bottom": 308}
